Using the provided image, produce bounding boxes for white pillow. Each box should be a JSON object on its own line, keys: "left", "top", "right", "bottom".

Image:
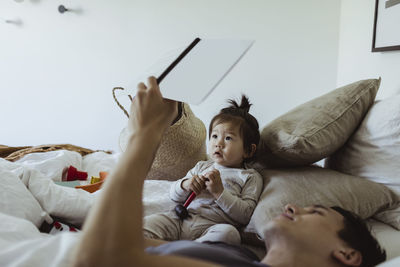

{"left": 377, "top": 257, "right": 400, "bottom": 267}
{"left": 0, "top": 169, "right": 47, "bottom": 227}
{"left": 368, "top": 219, "right": 400, "bottom": 260}
{"left": 325, "top": 94, "right": 400, "bottom": 196}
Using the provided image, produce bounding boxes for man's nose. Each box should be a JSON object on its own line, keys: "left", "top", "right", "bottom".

{"left": 284, "top": 203, "right": 300, "bottom": 215}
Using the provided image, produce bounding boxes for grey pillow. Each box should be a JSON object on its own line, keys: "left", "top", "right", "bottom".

{"left": 257, "top": 78, "right": 381, "bottom": 168}
{"left": 243, "top": 166, "right": 399, "bottom": 242}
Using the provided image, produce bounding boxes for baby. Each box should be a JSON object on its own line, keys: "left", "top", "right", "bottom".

{"left": 143, "top": 95, "right": 263, "bottom": 245}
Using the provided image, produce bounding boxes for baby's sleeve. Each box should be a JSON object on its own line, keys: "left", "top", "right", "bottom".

{"left": 215, "top": 170, "right": 263, "bottom": 225}
{"left": 169, "top": 161, "right": 203, "bottom": 203}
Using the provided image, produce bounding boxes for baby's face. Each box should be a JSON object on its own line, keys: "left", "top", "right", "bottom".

{"left": 208, "top": 122, "right": 247, "bottom": 168}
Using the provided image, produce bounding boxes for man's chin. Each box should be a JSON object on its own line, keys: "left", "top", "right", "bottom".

{"left": 260, "top": 218, "right": 289, "bottom": 237}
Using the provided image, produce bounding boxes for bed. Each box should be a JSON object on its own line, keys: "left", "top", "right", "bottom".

{"left": 1, "top": 78, "right": 400, "bottom": 266}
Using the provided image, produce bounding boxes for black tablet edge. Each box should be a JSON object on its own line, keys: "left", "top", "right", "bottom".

{"left": 156, "top": 37, "right": 201, "bottom": 84}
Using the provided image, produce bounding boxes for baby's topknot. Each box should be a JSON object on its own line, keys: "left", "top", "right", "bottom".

{"left": 224, "top": 95, "right": 252, "bottom": 113}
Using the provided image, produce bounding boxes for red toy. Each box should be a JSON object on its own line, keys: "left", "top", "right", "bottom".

{"left": 62, "top": 166, "right": 88, "bottom": 181}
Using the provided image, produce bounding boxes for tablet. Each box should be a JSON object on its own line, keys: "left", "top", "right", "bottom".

{"left": 125, "top": 38, "right": 254, "bottom": 105}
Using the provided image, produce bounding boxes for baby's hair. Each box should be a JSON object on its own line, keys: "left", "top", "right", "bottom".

{"left": 209, "top": 94, "right": 260, "bottom": 163}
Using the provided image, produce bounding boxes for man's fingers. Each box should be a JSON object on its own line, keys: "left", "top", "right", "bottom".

{"left": 147, "top": 76, "right": 162, "bottom": 96}
{"left": 147, "top": 76, "right": 158, "bottom": 87}
{"left": 137, "top": 82, "right": 146, "bottom": 91}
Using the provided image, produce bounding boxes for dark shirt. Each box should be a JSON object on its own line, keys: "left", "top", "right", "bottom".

{"left": 146, "top": 241, "right": 269, "bottom": 267}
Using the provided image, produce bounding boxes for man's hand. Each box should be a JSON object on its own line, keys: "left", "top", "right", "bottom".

{"left": 128, "top": 76, "right": 178, "bottom": 136}
{"left": 182, "top": 175, "right": 206, "bottom": 195}
{"left": 203, "top": 169, "right": 224, "bottom": 199}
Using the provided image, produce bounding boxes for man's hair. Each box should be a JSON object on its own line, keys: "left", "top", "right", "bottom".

{"left": 208, "top": 94, "right": 260, "bottom": 163}
{"left": 331, "top": 206, "right": 386, "bottom": 267}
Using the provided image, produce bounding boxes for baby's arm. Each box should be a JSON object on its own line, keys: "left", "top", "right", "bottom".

{"left": 169, "top": 162, "right": 205, "bottom": 202}
{"left": 213, "top": 171, "right": 263, "bottom": 225}
{"left": 170, "top": 177, "right": 192, "bottom": 203}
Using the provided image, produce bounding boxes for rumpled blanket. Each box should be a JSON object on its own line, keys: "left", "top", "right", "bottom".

{"left": 0, "top": 150, "right": 175, "bottom": 267}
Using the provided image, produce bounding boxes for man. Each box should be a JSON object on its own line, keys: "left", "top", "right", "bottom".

{"left": 72, "top": 77, "right": 386, "bottom": 267}
{"left": 143, "top": 204, "right": 386, "bottom": 267}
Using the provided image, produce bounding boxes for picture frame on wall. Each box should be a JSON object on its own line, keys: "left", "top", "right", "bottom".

{"left": 372, "top": 0, "right": 400, "bottom": 52}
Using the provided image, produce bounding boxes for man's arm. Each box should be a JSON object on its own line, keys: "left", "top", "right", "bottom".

{"left": 72, "top": 77, "right": 219, "bottom": 267}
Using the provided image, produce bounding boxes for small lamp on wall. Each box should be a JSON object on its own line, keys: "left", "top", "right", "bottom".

{"left": 58, "top": 5, "right": 69, "bottom": 14}
{"left": 57, "top": 5, "right": 83, "bottom": 15}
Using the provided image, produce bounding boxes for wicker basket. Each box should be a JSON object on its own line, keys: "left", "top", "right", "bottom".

{"left": 113, "top": 87, "right": 207, "bottom": 181}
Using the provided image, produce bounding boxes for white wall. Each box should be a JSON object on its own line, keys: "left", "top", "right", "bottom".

{"left": 0, "top": 0, "right": 341, "bottom": 151}
{"left": 337, "top": 0, "right": 400, "bottom": 99}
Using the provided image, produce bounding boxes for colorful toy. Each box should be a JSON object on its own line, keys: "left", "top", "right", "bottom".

{"left": 49, "top": 221, "right": 79, "bottom": 235}
{"left": 75, "top": 171, "right": 108, "bottom": 193}
{"left": 90, "top": 176, "right": 101, "bottom": 184}
{"left": 62, "top": 166, "right": 88, "bottom": 181}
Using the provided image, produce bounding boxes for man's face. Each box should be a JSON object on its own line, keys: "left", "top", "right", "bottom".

{"left": 263, "top": 204, "right": 346, "bottom": 253}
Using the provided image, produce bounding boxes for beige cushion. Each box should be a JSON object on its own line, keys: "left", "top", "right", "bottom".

{"left": 257, "top": 78, "right": 381, "bottom": 168}
{"left": 244, "top": 166, "right": 399, "bottom": 242}
{"left": 120, "top": 103, "right": 207, "bottom": 181}
{"left": 325, "top": 94, "right": 400, "bottom": 196}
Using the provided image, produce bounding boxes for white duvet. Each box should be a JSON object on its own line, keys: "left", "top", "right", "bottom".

{"left": 0, "top": 150, "right": 176, "bottom": 267}
{"left": 1, "top": 150, "right": 400, "bottom": 266}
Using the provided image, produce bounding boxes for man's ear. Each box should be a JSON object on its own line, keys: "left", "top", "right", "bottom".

{"left": 245, "top": 144, "right": 257, "bottom": 159}
{"left": 332, "top": 249, "right": 362, "bottom": 266}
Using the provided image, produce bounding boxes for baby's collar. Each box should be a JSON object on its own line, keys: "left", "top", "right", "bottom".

{"left": 213, "top": 162, "right": 245, "bottom": 170}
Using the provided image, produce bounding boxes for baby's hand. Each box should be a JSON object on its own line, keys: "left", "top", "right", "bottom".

{"left": 203, "top": 169, "right": 224, "bottom": 199}
{"left": 182, "top": 175, "right": 205, "bottom": 195}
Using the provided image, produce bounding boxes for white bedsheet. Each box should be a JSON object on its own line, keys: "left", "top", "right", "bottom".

{"left": 0, "top": 150, "right": 177, "bottom": 267}
{"left": 0, "top": 150, "right": 399, "bottom": 266}
{"left": 0, "top": 213, "right": 78, "bottom": 267}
